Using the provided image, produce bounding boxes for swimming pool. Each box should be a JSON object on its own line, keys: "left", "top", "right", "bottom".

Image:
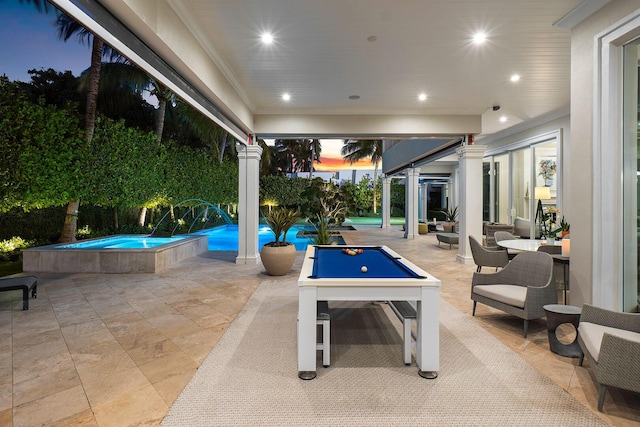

{"left": 195, "top": 224, "right": 345, "bottom": 251}
{"left": 57, "top": 235, "right": 187, "bottom": 249}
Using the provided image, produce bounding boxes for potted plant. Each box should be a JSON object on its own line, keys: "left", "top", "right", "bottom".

{"left": 307, "top": 200, "right": 346, "bottom": 245}
{"left": 440, "top": 206, "right": 458, "bottom": 233}
{"left": 551, "top": 216, "right": 570, "bottom": 238}
{"left": 261, "top": 207, "right": 300, "bottom": 276}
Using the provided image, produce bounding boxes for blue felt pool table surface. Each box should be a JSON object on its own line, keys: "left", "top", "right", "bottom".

{"left": 310, "top": 246, "right": 425, "bottom": 279}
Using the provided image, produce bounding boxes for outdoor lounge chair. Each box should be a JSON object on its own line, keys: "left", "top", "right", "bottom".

{"left": 577, "top": 304, "right": 640, "bottom": 411}
{"left": 471, "top": 251, "right": 555, "bottom": 337}
{"left": 493, "top": 230, "right": 522, "bottom": 260}
{"left": 468, "top": 235, "right": 509, "bottom": 273}
{"left": 0, "top": 275, "right": 37, "bottom": 310}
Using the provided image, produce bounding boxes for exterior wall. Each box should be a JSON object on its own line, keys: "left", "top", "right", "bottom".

{"left": 570, "top": 1, "right": 640, "bottom": 307}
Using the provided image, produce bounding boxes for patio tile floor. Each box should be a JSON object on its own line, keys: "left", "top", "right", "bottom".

{"left": 1, "top": 228, "right": 638, "bottom": 426}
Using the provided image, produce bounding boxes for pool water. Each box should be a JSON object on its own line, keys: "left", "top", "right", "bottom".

{"left": 195, "top": 225, "right": 345, "bottom": 251}
{"left": 59, "top": 235, "right": 187, "bottom": 249}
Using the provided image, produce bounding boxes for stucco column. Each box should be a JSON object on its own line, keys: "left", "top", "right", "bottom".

{"left": 456, "top": 145, "right": 486, "bottom": 264}
{"left": 404, "top": 168, "right": 420, "bottom": 239}
{"left": 381, "top": 176, "right": 391, "bottom": 228}
{"left": 236, "top": 144, "right": 263, "bottom": 264}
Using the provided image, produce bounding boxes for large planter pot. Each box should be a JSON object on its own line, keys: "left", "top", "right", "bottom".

{"left": 260, "top": 243, "right": 297, "bottom": 276}
{"left": 443, "top": 221, "right": 456, "bottom": 233}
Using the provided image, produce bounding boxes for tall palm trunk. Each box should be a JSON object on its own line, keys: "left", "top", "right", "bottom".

{"left": 60, "top": 37, "right": 103, "bottom": 242}
{"left": 139, "top": 83, "right": 168, "bottom": 226}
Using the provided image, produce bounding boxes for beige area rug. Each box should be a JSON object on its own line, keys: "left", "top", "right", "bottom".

{"left": 162, "top": 277, "right": 607, "bottom": 426}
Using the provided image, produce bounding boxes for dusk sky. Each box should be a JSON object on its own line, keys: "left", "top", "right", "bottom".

{"left": 0, "top": 0, "right": 373, "bottom": 172}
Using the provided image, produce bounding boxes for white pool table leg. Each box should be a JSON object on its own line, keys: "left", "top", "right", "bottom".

{"left": 416, "top": 287, "right": 439, "bottom": 379}
{"left": 297, "top": 286, "right": 317, "bottom": 380}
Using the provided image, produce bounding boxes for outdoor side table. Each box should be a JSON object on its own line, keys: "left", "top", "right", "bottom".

{"left": 543, "top": 304, "right": 582, "bottom": 357}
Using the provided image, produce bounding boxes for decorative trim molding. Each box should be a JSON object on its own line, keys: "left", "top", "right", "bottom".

{"left": 553, "top": 0, "right": 611, "bottom": 30}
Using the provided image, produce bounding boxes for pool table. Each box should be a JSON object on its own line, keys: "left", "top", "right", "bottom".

{"left": 297, "top": 245, "right": 441, "bottom": 380}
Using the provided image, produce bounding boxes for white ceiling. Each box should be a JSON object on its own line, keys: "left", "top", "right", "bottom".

{"left": 170, "top": 0, "right": 581, "bottom": 137}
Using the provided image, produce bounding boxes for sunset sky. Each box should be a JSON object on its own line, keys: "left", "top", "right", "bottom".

{"left": 314, "top": 140, "right": 375, "bottom": 172}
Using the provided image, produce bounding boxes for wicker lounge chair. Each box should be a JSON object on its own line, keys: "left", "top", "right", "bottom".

{"left": 577, "top": 304, "right": 640, "bottom": 411}
{"left": 493, "top": 230, "right": 522, "bottom": 260}
{"left": 471, "top": 251, "right": 555, "bottom": 337}
{"left": 468, "top": 236, "right": 509, "bottom": 273}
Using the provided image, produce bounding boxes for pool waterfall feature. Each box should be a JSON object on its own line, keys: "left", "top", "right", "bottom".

{"left": 150, "top": 199, "right": 234, "bottom": 237}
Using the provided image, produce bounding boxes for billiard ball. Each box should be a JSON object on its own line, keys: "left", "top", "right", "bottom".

{"left": 361, "top": 266, "right": 368, "bottom": 273}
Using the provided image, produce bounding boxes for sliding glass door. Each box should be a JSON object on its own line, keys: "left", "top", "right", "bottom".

{"left": 622, "top": 38, "right": 640, "bottom": 312}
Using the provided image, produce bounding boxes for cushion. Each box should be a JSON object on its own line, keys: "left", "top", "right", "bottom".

{"left": 577, "top": 322, "right": 640, "bottom": 362}
{"left": 473, "top": 284, "right": 527, "bottom": 308}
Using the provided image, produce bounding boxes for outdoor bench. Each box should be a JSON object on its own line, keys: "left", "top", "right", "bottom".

{"left": 0, "top": 276, "right": 37, "bottom": 310}
{"left": 388, "top": 300, "right": 417, "bottom": 365}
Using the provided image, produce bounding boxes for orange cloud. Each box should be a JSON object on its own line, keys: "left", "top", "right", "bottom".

{"left": 315, "top": 155, "right": 372, "bottom": 171}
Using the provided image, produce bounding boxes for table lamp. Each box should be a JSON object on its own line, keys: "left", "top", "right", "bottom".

{"left": 534, "top": 186, "right": 551, "bottom": 222}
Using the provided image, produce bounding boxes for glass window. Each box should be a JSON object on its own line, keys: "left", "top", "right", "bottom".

{"left": 512, "top": 147, "right": 531, "bottom": 221}
{"left": 622, "top": 38, "right": 640, "bottom": 312}
{"left": 494, "top": 154, "right": 510, "bottom": 223}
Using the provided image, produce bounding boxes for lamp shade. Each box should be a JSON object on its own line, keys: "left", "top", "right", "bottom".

{"left": 534, "top": 186, "right": 551, "bottom": 200}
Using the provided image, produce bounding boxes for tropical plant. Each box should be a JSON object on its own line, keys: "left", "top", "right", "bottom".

{"left": 551, "top": 215, "right": 570, "bottom": 235}
{"left": 56, "top": 12, "right": 108, "bottom": 242}
{"left": 341, "top": 139, "right": 383, "bottom": 213}
{"left": 263, "top": 207, "right": 300, "bottom": 247}
{"left": 441, "top": 206, "right": 459, "bottom": 222}
{"left": 307, "top": 188, "right": 346, "bottom": 245}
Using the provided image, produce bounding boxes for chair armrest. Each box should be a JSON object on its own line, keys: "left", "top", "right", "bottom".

{"left": 581, "top": 304, "right": 640, "bottom": 333}
{"left": 596, "top": 333, "right": 640, "bottom": 393}
{"left": 472, "top": 268, "right": 521, "bottom": 287}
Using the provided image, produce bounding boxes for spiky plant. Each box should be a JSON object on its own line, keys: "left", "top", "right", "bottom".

{"left": 263, "top": 207, "right": 300, "bottom": 247}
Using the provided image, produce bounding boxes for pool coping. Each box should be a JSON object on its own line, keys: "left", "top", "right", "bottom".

{"left": 23, "top": 235, "right": 209, "bottom": 273}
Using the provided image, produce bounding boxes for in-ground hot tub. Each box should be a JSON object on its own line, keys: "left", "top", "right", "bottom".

{"left": 23, "top": 235, "right": 208, "bottom": 273}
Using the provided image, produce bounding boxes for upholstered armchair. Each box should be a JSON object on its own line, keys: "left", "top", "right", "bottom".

{"left": 577, "top": 304, "right": 640, "bottom": 411}
{"left": 471, "top": 251, "right": 555, "bottom": 337}
{"left": 468, "top": 236, "right": 509, "bottom": 273}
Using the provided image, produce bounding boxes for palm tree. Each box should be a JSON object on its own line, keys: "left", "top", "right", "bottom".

{"left": 273, "top": 139, "right": 321, "bottom": 175}
{"left": 56, "top": 13, "right": 107, "bottom": 241}
{"left": 341, "top": 139, "right": 383, "bottom": 213}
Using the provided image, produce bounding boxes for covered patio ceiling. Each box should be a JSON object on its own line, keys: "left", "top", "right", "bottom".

{"left": 55, "top": 0, "right": 580, "bottom": 165}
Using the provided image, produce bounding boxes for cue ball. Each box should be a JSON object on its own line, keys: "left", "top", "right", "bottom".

{"left": 361, "top": 266, "right": 368, "bottom": 273}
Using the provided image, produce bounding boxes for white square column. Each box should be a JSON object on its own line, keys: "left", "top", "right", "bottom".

{"left": 381, "top": 176, "right": 391, "bottom": 228}
{"left": 236, "top": 144, "right": 263, "bottom": 264}
{"left": 404, "top": 168, "right": 420, "bottom": 239}
{"left": 456, "top": 145, "right": 486, "bottom": 264}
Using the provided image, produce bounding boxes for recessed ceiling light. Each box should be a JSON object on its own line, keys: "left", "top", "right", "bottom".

{"left": 418, "top": 93, "right": 427, "bottom": 101}
{"left": 472, "top": 32, "right": 487, "bottom": 44}
{"left": 282, "top": 93, "right": 290, "bottom": 101}
{"left": 348, "top": 95, "right": 360, "bottom": 100}
{"left": 261, "top": 32, "right": 274, "bottom": 45}
{"left": 367, "top": 36, "right": 377, "bottom": 42}
{"left": 499, "top": 116, "right": 507, "bottom": 123}
{"left": 510, "top": 74, "right": 520, "bottom": 82}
